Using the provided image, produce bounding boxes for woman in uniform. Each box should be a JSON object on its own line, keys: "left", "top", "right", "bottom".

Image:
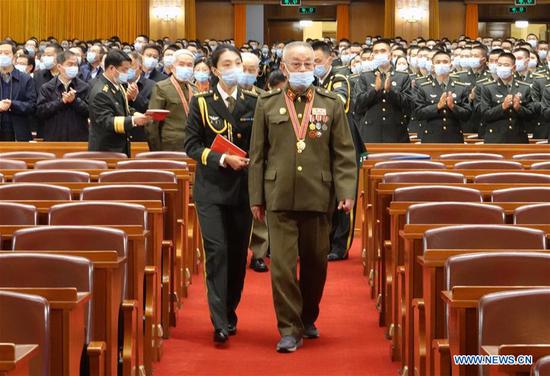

{"left": 184, "top": 44, "right": 257, "bottom": 344}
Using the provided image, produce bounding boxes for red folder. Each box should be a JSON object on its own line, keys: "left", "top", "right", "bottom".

{"left": 210, "top": 134, "right": 247, "bottom": 157}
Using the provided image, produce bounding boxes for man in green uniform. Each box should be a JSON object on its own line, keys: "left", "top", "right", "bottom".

{"left": 88, "top": 50, "right": 150, "bottom": 156}
{"left": 146, "top": 49, "right": 198, "bottom": 151}
{"left": 249, "top": 41, "right": 357, "bottom": 353}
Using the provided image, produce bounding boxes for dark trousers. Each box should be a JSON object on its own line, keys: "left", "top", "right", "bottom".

{"left": 329, "top": 204, "right": 357, "bottom": 257}
{"left": 267, "top": 210, "right": 330, "bottom": 338}
{"left": 196, "top": 201, "right": 252, "bottom": 331}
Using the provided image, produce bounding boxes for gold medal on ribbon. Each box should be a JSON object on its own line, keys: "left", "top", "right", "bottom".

{"left": 284, "top": 89, "right": 315, "bottom": 154}
{"left": 297, "top": 140, "right": 306, "bottom": 153}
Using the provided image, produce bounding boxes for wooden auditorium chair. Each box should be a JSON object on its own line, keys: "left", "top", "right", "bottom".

{"left": 512, "top": 153, "right": 550, "bottom": 160}
{"left": 13, "top": 170, "right": 91, "bottom": 183}
{"left": 0, "top": 159, "right": 27, "bottom": 169}
{"left": 532, "top": 161, "right": 550, "bottom": 170}
{"left": 453, "top": 160, "right": 523, "bottom": 170}
{"left": 474, "top": 172, "right": 550, "bottom": 183}
{"left": 0, "top": 151, "right": 56, "bottom": 160}
{"left": 135, "top": 151, "right": 188, "bottom": 159}
{"left": 383, "top": 171, "right": 466, "bottom": 184}
{"left": 533, "top": 355, "right": 550, "bottom": 376}
{"left": 514, "top": 203, "right": 550, "bottom": 224}
{"left": 439, "top": 153, "right": 504, "bottom": 160}
{"left": 491, "top": 187, "right": 550, "bottom": 202}
{"left": 372, "top": 160, "right": 446, "bottom": 170}
{"left": 63, "top": 151, "right": 129, "bottom": 159}
{"left": 0, "top": 183, "right": 71, "bottom": 200}
{"left": 34, "top": 158, "right": 108, "bottom": 170}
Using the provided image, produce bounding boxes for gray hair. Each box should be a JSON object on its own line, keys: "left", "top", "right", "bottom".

{"left": 173, "top": 49, "right": 195, "bottom": 62}
{"left": 282, "top": 41, "right": 314, "bottom": 62}
{"left": 241, "top": 52, "right": 260, "bottom": 67}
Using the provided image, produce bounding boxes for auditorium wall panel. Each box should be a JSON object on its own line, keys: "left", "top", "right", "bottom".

{"left": 439, "top": 1, "right": 466, "bottom": 39}
{"left": 0, "top": 0, "right": 149, "bottom": 42}
{"left": 196, "top": 2, "right": 234, "bottom": 40}
{"left": 350, "top": 1, "right": 385, "bottom": 42}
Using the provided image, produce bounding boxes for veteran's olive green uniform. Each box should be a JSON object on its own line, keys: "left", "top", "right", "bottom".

{"left": 249, "top": 85, "right": 357, "bottom": 339}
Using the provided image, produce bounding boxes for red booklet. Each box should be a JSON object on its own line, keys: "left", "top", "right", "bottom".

{"left": 210, "top": 134, "right": 247, "bottom": 158}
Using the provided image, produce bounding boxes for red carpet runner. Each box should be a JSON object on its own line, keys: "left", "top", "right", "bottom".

{"left": 154, "top": 240, "right": 400, "bottom": 375}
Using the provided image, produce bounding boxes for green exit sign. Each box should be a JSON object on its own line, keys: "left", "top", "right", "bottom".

{"left": 509, "top": 6, "right": 527, "bottom": 13}
{"left": 514, "top": 0, "right": 535, "bottom": 6}
{"left": 299, "top": 6, "right": 316, "bottom": 14}
{"left": 280, "top": 0, "right": 301, "bottom": 6}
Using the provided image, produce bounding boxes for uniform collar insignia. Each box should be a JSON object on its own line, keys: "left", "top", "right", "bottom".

{"left": 286, "top": 86, "right": 313, "bottom": 102}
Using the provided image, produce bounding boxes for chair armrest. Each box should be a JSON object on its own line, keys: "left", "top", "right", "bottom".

{"left": 121, "top": 299, "right": 138, "bottom": 376}
{"left": 87, "top": 341, "right": 106, "bottom": 376}
{"left": 413, "top": 298, "right": 426, "bottom": 376}
{"left": 432, "top": 339, "right": 451, "bottom": 376}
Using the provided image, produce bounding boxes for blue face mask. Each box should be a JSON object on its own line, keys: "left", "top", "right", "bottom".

{"left": 496, "top": 66, "right": 513, "bottom": 80}
{"left": 163, "top": 55, "right": 175, "bottom": 68}
{"left": 425, "top": 60, "right": 433, "bottom": 72}
{"left": 64, "top": 66, "right": 79, "bottom": 79}
{"left": 515, "top": 59, "right": 526, "bottom": 72}
{"left": 194, "top": 71, "right": 209, "bottom": 83}
{"left": 351, "top": 64, "right": 362, "bottom": 75}
{"left": 361, "top": 60, "right": 374, "bottom": 72}
{"left": 276, "top": 49, "right": 283, "bottom": 58}
{"left": 143, "top": 57, "right": 158, "bottom": 70}
{"left": 238, "top": 72, "right": 257, "bottom": 87}
{"left": 86, "top": 52, "right": 96, "bottom": 64}
{"left": 14, "top": 64, "right": 27, "bottom": 73}
{"left": 0, "top": 55, "right": 12, "bottom": 68}
{"left": 313, "top": 64, "right": 328, "bottom": 78}
{"left": 175, "top": 66, "right": 194, "bottom": 82}
{"left": 433, "top": 64, "right": 450, "bottom": 76}
{"left": 42, "top": 56, "right": 55, "bottom": 70}
{"left": 117, "top": 70, "right": 129, "bottom": 84}
{"left": 288, "top": 71, "right": 314, "bottom": 91}
{"left": 373, "top": 54, "right": 390, "bottom": 69}
{"left": 127, "top": 68, "right": 136, "bottom": 82}
{"left": 417, "top": 57, "right": 427, "bottom": 69}
{"left": 219, "top": 68, "right": 242, "bottom": 87}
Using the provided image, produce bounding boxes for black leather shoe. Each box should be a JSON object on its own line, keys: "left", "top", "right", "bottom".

{"left": 250, "top": 257, "right": 269, "bottom": 272}
{"left": 327, "top": 252, "right": 348, "bottom": 261}
{"left": 228, "top": 324, "right": 237, "bottom": 336}
{"left": 213, "top": 329, "right": 229, "bottom": 344}
{"left": 303, "top": 324, "right": 319, "bottom": 339}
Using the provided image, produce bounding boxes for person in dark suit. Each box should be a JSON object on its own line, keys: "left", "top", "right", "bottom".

{"left": 354, "top": 39, "right": 413, "bottom": 143}
{"left": 414, "top": 50, "right": 472, "bottom": 143}
{"left": 0, "top": 40, "right": 36, "bottom": 141}
{"left": 36, "top": 50, "right": 89, "bottom": 141}
{"left": 124, "top": 51, "right": 155, "bottom": 142}
{"left": 141, "top": 44, "right": 168, "bottom": 82}
{"left": 88, "top": 50, "right": 151, "bottom": 155}
{"left": 184, "top": 44, "right": 257, "bottom": 345}
{"left": 79, "top": 44, "right": 105, "bottom": 82}
{"left": 480, "top": 52, "right": 537, "bottom": 144}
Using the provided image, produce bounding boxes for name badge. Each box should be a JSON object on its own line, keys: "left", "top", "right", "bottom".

{"left": 311, "top": 108, "right": 327, "bottom": 116}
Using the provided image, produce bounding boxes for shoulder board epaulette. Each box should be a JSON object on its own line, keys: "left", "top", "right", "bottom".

{"left": 102, "top": 84, "right": 109, "bottom": 93}
{"left": 476, "top": 77, "right": 489, "bottom": 84}
{"left": 454, "top": 81, "right": 470, "bottom": 86}
{"left": 242, "top": 89, "right": 258, "bottom": 98}
{"left": 349, "top": 73, "right": 359, "bottom": 79}
{"left": 259, "top": 88, "right": 282, "bottom": 99}
{"left": 517, "top": 80, "right": 531, "bottom": 86}
{"left": 546, "top": 83, "right": 550, "bottom": 87}
{"left": 483, "top": 80, "right": 496, "bottom": 86}
{"left": 533, "top": 72, "right": 545, "bottom": 78}
{"left": 449, "top": 72, "right": 461, "bottom": 77}
{"left": 420, "top": 81, "right": 432, "bottom": 86}
{"left": 195, "top": 90, "right": 213, "bottom": 97}
{"left": 315, "top": 87, "right": 338, "bottom": 99}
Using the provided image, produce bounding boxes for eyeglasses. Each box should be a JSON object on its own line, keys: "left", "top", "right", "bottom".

{"left": 283, "top": 61, "right": 314, "bottom": 70}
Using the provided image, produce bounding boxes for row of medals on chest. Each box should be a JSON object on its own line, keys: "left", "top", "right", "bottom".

{"left": 279, "top": 106, "right": 328, "bottom": 153}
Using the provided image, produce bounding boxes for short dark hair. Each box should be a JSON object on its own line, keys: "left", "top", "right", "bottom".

{"left": 498, "top": 52, "right": 516, "bottom": 63}
{"left": 311, "top": 40, "right": 331, "bottom": 55}
{"left": 194, "top": 56, "right": 210, "bottom": 68}
{"left": 489, "top": 48, "right": 504, "bottom": 56}
{"left": 142, "top": 43, "right": 162, "bottom": 56}
{"left": 104, "top": 49, "right": 131, "bottom": 69}
{"left": 46, "top": 43, "right": 63, "bottom": 53}
{"left": 211, "top": 44, "right": 241, "bottom": 69}
{"left": 56, "top": 50, "right": 77, "bottom": 64}
{"left": 472, "top": 44, "right": 488, "bottom": 56}
{"left": 372, "top": 39, "right": 392, "bottom": 50}
{"left": 16, "top": 53, "right": 35, "bottom": 72}
{"left": 0, "top": 40, "right": 16, "bottom": 54}
{"left": 268, "top": 69, "right": 286, "bottom": 89}
{"left": 432, "top": 50, "right": 451, "bottom": 61}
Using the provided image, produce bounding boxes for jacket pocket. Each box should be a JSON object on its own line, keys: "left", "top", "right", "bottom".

{"left": 321, "top": 170, "right": 332, "bottom": 183}
{"left": 264, "top": 169, "right": 277, "bottom": 181}
{"left": 268, "top": 114, "right": 289, "bottom": 125}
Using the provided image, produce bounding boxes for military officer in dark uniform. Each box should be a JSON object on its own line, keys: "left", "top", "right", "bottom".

{"left": 354, "top": 39, "right": 412, "bottom": 142}
{"left": 532, "top": 70, "right": 550, "bottom": 138}
{"left": 88, "top": 50, "right": 151, "bottom": 156}
{"left": 414, "top": 51, "right": 472, "bottom": 143}
{"left": 184, "top": 45, "right": 258, "bottom": 345}
{"left": 542, "top": 83, "right": 550, "bottom": 141}
{"left": 249, "top": 41, "right": 357, "bottom": 353}
{"left": 480, "top": 52, "right": 537, "bottom": 144}
{"left": 311, "top": 40, "right": 364, "bottom": 261}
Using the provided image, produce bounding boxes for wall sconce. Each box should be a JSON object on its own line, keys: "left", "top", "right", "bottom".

{"left": 153, "top": 5, "right": 181, "bottom": 21}
{"left": 399, "top": 7, "right": 425, "bottom": 23}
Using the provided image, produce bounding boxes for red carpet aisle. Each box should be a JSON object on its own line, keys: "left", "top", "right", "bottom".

{"left": 154, "top": 240, "right": 400, "bottom": 376}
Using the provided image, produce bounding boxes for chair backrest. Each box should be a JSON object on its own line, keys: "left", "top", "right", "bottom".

{"left": 49, "top": 202, "right": 147, "bottom": 228}
{"left": 407, "top": 202, "right": 505, "bottom": 224}
{"left": 0, "top": 158, "right": 27, "bottom": 169}
{"left": 12, "top": 226, "right": 128, "bottom": 299}
{"left": 366, "top": 152, "right": 431, "bottom": 160}
{"left": 81, "top": 185, "right": 164, "bottom": 203}
{"left": 34, "top": 158, "right": 108, "bottom": 170}
{"left": 474, "top": 172, "right": 550, "bottom": 183}
{"left": 492, "top": 187, "right": 550, "bottom": 203}
{"left": 13, "top": 170, "right": 90, "bottom": 183}
{"left": 383, "top": 171, "right": 465, "bottom": 183}
{"left": 116, "top": 159, "right": 188, "bottom": 170}
{"left": 513, "top": 153, "right": 550, "bottom": 160}
{"left": 0, "top": 253, "right": 93, "bottom": 342}
{"left": 373, "top": 160, "right": 446, "bottom": 170}
{"left": 514, "top": 203, "right": 550, "bottom": 224}
{"left": 135, "top": 151, "right": 188, "bottom": 159}
{"left": 445, "top": 252, "right": 550, "bottom": 289}
{"left": 0, "top": 172, "right": 3, "bottom": 183}
{"left": 531, "top": 161, "right": 550, "bottom": 170}
{"left": 0, "top": 203, "right": 37, "bottom": 225}
{"left": 453, "top": 160, "right": 523, "bottom": 170}
{"left": 532, "top": 355, "right": 550, "bottom": 376}
{"left": 394, "top": 186, "right": 482, "bottom": 202}
{"left": 63, "top": 151, "right": 128, "bottom": 159}
{"left": 0, "top": 183, "right": 71, "bottom": 200}
{"left": 479, "top": 289, "right": 550, "bottom": 350}
{"left": 0, "top": 151, "right": 56, "bottom": 159}
{"left": 0, "top": 291, "right": 49, "bottom": 376}
{"left": 98, "top": 169, "right": 177, "bottom": 183}
{"left": 424, "top": 224, "right": 546, "bottom": 250}
{"left": 439, "top": 153, "right": 504, "bottom": 160}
